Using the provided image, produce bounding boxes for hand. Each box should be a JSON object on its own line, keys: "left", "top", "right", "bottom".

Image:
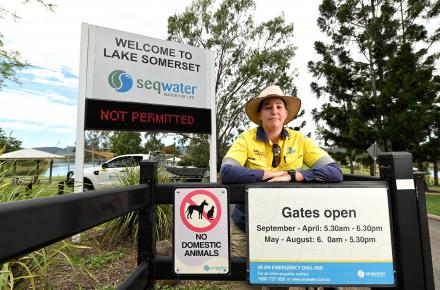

{"left": 266, "top": 172, "right": 291, "bottom": 182}
{"left": 295, "top": 171, "right": 305, "bottom": 182}
{"left": 262, "top": 170, "right": 286, "bottom": 181}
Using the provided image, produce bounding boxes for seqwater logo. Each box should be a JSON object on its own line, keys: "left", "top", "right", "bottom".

{"left": 203, "top": 264, "right": 227, "bottom": 272}
{"left": 108, "top": 70, "right": 133, "bottom": 93}
{"left": 136, "top": 78, "right": 197, "bottom": 100}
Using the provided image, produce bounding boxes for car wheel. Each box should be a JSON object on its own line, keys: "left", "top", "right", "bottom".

{"left": 83, "top": 179, "right": 94, "bottom": 191}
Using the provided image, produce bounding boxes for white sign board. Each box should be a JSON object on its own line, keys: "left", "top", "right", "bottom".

{"left": 174, "top": 188, "right": 229, "bottom": 275}
{"left": 85, "top": 25, "right": 211, "bottom": 109}
{"left": 247, "top": 187, "right": 395, "bottom": 286}
{"left": 76, "top": 23, "right": 218, "bottom": 192}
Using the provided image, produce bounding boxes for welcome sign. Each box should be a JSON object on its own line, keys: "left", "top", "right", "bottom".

{"left": 75, "top": 23, "right": 217, "bottom": 196}
{"left": 85, "top": 25, "right": 212, "bottom": 109}
{"left": 80, "top": 24, "right": 214, "bottom": 134}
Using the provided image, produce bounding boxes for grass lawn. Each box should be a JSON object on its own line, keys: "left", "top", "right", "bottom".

{"left": 428, "top": 184, "right": 440, "bottom": 192}
{"left": 426, "top": 193, "right": 440, "bottom": 216}
{"left": 1, "top": 176, "right": 73, "bottom": 200}
{"left": 341, "top": 167, "right": 371, "bottom": 176}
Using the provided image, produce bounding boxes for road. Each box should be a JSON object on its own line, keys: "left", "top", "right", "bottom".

{"left": 429, "top": 218, "right": 440, "bottom": 289}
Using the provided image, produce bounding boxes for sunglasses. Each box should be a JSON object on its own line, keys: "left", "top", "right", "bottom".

{"left": 272, "top": 144, "right": 281, "bottom": 168}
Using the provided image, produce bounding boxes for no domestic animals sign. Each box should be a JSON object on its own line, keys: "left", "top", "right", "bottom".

{"left": 174, "top": 187, "right": 229, "bottom": 275}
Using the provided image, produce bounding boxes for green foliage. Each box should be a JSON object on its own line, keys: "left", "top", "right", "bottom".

{"left": 0, "top": 129, "right": 22, "bottom": 153}
{"left": 0, "top": 239, "right": 80, "bottom": 289}
{"left": 426, "top": 194, "right": 440, "bottom": 216}
{"left": 1, "top": 160, "right": 49, "bottom": 178}
{"left": 168, "top": 0, "right": 299, "bottom": 163}
{"left": 144, "top": 132, "right": 164, "bottom": 154}
{"left": 0, "top": 161, "right": 81, "bottom": 289}
{"left": 82, "top": 250, "right": 124, "bottom": 270}
{"left": 178, "top": 135, "right": 209, "bottom": 167}
{"left": 309, "top": 0, "right": 440, "bottom": 173}
{"left": 0, "top": 1, "right": 55, "bottom": 90}
{"left": 103, "top": 166, "right": 173, "bottom": 244}
{"left": 110, "top": 131, "right": 143, "bottom": 156}
{"left": 85, "top": 130, "right": 111, "bottom": 151}
{"left": 0, "top": 38, "right": 28, "bottom": 89}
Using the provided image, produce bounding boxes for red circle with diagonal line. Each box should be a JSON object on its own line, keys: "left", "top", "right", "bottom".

{"left": 180, "top": 189, "right": 222, "bottom": 232}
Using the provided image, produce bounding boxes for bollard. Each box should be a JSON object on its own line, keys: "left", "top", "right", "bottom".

{"left": 378, "top": 152, "right": 434, "bottom": 290}
{"left": 57, "top": 181, "right": 64, "bottom": 195}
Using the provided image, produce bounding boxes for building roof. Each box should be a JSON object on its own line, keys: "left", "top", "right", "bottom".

{"left": 0, "top": 148, "right": 64, "bottom": 160}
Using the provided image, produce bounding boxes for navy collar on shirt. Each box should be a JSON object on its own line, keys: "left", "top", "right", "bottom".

{"left": 256, "top": 126, "right": 290, "bottom": 143}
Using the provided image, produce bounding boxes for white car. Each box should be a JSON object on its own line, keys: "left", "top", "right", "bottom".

{"left": 67, "top": 154, "right": 151, "bottom": 190}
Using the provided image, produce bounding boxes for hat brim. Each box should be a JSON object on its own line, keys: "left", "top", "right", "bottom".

{"left": 245, "top": 95, "right": 301, "bottom": 125}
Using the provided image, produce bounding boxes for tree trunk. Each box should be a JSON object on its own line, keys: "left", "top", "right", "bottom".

{"left": 350, "top": 160, "right": 354, "bottom": 174}
{"left": 417, "top": 160, "right": 424, "bottom": 171}
{"left": 434, "top": 160, "right": 439, "bottom": 186}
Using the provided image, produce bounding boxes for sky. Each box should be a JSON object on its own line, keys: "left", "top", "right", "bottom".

{"left": 0, "top": 0, "right": 324, "bottom": 149}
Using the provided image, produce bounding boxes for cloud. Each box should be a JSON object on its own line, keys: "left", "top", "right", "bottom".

{"left": 22, "top": 67, "right": 65, "bottom": 79}
{"left": 21, "top": 67, "right": 78, "bottom": 89}
{"left": 13, "top": 87, "right": 74, "bottom": 104}
{"left": 0, "top": 121, "right": 45, "bottom": 132}
{"left": 30, "top": 76, "right": 78, "bottom": 89}
{"left": 0, "top": 0, "right": 330, "bottom": 146}
{"left": 0, "top": 121, "right": 73, "bottom": 134}
{"left": 0, "top": 89, "right": 76, "bottom": 131}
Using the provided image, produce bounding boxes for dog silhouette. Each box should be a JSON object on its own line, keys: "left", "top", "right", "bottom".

{"left": 186, "top": 200, "right": 208, "bottom": 219}
{"left": 207, "top": 206, "right": 215, "bottom": 219}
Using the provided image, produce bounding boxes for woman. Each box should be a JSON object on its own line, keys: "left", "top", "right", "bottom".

{"left": 220, "top": 85, "right": 343, "bottom": 289}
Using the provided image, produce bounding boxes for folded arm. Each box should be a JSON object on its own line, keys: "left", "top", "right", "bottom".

{"left": 220, "top": 156, "right": 343, "bottom": 183}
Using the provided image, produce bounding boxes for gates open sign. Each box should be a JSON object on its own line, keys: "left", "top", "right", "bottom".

{"left": 247, "top": 187, "right": 395, "bottom": 286}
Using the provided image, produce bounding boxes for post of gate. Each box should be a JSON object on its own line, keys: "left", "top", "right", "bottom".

{"left": 378, "top": 152, "right": 433, "bottom": 289}
{"left": 139, "top": 161, "right": 158, "bottom": 289}
{"left": 414, "top": 171, "right": 435, "bottom": 290}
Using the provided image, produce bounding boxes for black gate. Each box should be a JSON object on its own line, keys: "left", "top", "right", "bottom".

{"left": 0, "top": 152, "right": 435, "bottom": 289}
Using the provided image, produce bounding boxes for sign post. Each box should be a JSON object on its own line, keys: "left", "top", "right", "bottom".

{"left": 247, "top": 187, "right": 395, "bottom": 286}
{"left": 367, "top": 142, "right": 381, "bottom": 176}
{"left": 174, "top": 187, "right": 229, "bottom": 275}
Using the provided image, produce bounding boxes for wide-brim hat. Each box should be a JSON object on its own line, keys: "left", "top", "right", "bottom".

{"left": 245, "top": 85, "right": 301, "bottom": 125}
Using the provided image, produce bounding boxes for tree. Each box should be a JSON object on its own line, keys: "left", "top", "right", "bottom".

{"left": 0, "top": 128, "right": 22, "bottom": 153}
{"left": 420, "top": 106, "right": 440, "bottom": 185}
{"left": 0, "top": 1, "right": 55, "bottom": 89}
{"left": 308, "top": 0, "right": 440, "bottom": 172}
{"left": 85, "top": 131, "right": 111, "bottom": 151}
{"left": 178, "top": 135, "right": 210, "bottom": 167}
{"left": 143, "top": 132, "right": 164, "bottom": 154}
{"left": 110, "top": 132, "right": 142, "bottom": 156}
{"left": 168, "top": 0, "right": 299, "bottom": 164}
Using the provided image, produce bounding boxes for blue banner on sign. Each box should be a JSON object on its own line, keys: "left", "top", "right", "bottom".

{"left": 249, "top": 261, "right": 394, "bottom": 285}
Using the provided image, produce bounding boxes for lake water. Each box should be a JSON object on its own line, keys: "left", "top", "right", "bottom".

{"left": 42, "top": 163, "right": 95, "bottom": 177}
{"left": 429, "top": 170, "right": 440, "bottom": 177}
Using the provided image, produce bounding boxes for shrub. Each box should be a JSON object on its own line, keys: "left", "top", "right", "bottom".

{"left": 102, "top": 166, "right": 173, "bottom": 245}
{"left": 0, "top": 163, "right": 79, "bottom": 289}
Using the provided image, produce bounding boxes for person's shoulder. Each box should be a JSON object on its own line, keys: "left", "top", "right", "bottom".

{"left": 240, "top": 127, "right": 258, "bottom": 138}
{"left": 286, "top": 127, "right": 305, "bottom": 138}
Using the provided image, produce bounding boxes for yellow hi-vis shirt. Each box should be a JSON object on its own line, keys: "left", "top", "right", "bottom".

{"left": 224, "top": 127, "right": 329, "bottom": 171}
